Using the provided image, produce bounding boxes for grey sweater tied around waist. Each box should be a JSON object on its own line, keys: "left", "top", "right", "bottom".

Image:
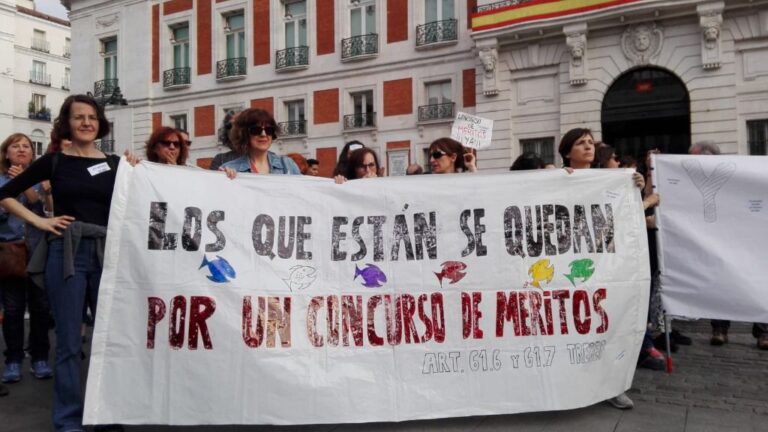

{"left": 27, "top": 221, "right": 107, "bottom": 288}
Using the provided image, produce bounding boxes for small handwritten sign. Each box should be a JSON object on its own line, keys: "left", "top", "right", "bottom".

{"left": 450, "top": 112, "right": 493, "bottom": 149}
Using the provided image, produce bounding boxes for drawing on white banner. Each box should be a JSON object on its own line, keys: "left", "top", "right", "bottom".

{"left": 681, "top": 160, "right": 736, "bottom": 223}
{"left": 199, "top": 255, "right": 236, "bottom": 283}
{"left": 283, "top": 265, "right": 317, "bottom": 291}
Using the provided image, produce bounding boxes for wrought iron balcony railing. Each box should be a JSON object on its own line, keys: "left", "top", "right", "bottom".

{"left": 276, "top": 46, "right": 309, "bottom": 70}
{"left": 416, "top": 19, "right": 458, "bottom": 47}
{"left": 216, "top": 57, "right": 246, "bottom": 79}
{"left": 28, "top": 111, "right": 51, "bottom": 121}
{"left": 31, "top": 38, "right": 50, "bottom": 53}
{"left": 418, "top": 102, "right": 455, "bottom": 122}
{"left": 163, "top": 67, "right": 191, "bottom": 87}
{"left": 97, "top": 140, "right": 115, "bottom": 153}
{"left": 341, "top": 34, "right": 378, "bottom": 60}
{"left": 343, "top": 112, "right": 376, "bottom": 130}
{"left": 62, "top": 78, "right": 70, "bottom": 90}
{"left": 29, "top": 71, "right": 51, "bottom": 86}
{"left": 94, "top": 78, "right": 119, "bottom": 98}
{"left": 278, "top": 120, "right": 307, "bottom": 136}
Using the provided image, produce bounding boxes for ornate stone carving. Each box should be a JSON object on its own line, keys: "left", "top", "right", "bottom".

{"left": 698, "top": 2, "right": 724, "bottom": 70}
{"left": 565, "top": 28, "right": 588, "bottom": 85}
{"left": 96, "top": 14, "right": 120, "bottom": 29}
{"left": 621, "top": 23, "right": 663, "bottom": 65}
{"left": 478, "top": 46, "right": 499, "bottom": 96}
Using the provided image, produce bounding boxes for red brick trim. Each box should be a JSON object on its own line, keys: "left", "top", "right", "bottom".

{"left": 194, "top": 105, "right": 216, "bottom": 137}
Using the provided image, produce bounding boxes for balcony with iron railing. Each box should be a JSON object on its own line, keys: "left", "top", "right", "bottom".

{"left": 63, "top": 45, "right": 71, "bottom": 58}
{"left": 216, "top": 58, "right": 246, "bottom": 80}
{"left": 418, "top": 102, "right": 455, "bottom": 122}
{"left": 28, "top": 105, "right": 51, "bottom": 122}
{"left": 97, "top": 140, "right": 115, "bottom": 153}
{"left": 29, "top": 71, "right": 51, "bottom": 86}
{"left": 163, "top": 67, "right": 191, "bottom": 88}
{"left": 343, "top": 112, "right": 376, "bottom": 130}
{"left": 278, "top": 120, "right": 307, "bottom": 137}
{"left": 341, "top": 34, "right": 378, "bottom": 61}
{"left": 31, "top": 38, "right": 50, "bottom": 53}
{"left": 276, "top": 46, "right": 309, "bottom": 71}
{"left": 473, "top": 0, "right": 536, "bottom": 13}
{"left": 94, "top": 78, "right": 119, "bottom": 98}
{"left": 416, "top": 19, "right": 458, "bottom": 48}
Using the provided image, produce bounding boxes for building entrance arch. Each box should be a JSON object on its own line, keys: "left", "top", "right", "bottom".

{"left": 601, "top": 67, "right": 690, "bottom": 167}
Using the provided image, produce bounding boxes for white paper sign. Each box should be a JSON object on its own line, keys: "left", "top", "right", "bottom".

{"left": 653, "top": 154, "right": 768, "bottom": 322}
{"left": 450, "top": 112, "right": 493, "bottom": 149}
{"left": 85, "top": 162, "right": 649, "bottom": 426}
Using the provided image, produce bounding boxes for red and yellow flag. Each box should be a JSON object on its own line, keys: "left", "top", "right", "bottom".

{"left": 472, "top": 0, "right": 641, "bottom": 32}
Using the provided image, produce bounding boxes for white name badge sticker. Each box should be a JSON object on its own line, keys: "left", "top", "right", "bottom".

{"left": 87, "top": 162, "right": 111, "bottom": 176}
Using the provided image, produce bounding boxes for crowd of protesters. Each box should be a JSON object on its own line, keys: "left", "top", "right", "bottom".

{"left": 0, "top": 95, "right": 766, "bottom": 430}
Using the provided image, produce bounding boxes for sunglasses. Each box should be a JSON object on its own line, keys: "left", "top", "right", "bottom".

{"left": 248, "top": 126, "right": 275, "bottom": 137}
{"left": 430, "top": 150, "right": 447, "bottom": 160}
{"left": 158, "top": 140, "right": 181, "bottom": 148}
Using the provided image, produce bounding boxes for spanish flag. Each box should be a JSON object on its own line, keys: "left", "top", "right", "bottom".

{"left": 472, "top": 0, "right": 641, "bottom": 32}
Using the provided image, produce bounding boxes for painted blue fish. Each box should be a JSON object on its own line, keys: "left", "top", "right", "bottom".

{"left": 354, "top": 264, "right": 387, "bottom": 288}
{"left": 283, "top": 265, "right": 317, "bottom": 291}
{"left": 199, "top": 255, "right": 236, "bottom": 283}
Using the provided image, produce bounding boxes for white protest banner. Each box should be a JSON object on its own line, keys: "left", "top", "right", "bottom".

{"left": 85, "top": 162, "right": 649, "bottom": 426}
{"left": 653, "top": 154, "right": 768, "bottom": 322}
{"left": 450, "top": 112, "right": 493, "bottom": 149}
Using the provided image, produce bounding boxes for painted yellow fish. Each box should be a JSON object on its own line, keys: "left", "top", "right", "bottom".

{"left": 528, "top": 259, "right": 554, "bottom": 289}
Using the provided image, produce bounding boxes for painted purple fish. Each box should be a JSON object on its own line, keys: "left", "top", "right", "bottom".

{"left": 435, "top": 261, "right": 467, "bottom": 288}
{"left": 354, "top": 264, "right": 387, "bottom": 288}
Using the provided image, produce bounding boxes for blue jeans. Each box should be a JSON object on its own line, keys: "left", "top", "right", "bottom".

{"left": 1, "top": 275, "right": 51, "bottom": 364}
{"left": 46, "top": 239, "right": 101, "bottom": 432}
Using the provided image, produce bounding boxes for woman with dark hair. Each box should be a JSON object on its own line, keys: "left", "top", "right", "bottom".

{"left": 428, "top": 137, "right": 477, "bottom": 174}
{"left": 332, "top": 140, "right": 365, "bottom": 177}
{"left": 0, "top": 94, "right": 133, "bottom": 432}
{"left": 594, "top": 143, "right": 620, "bottom": 169}
{"left": 334, "top": 148, "right": 381, "bottom": 183}
{"left": 510, "top": 152, "right": 545, "bottom": 171}
{"left": 145, "top": 127, "right": 188, "bottom": 165}
{"left": 220, "top": 108, "right": 300, "bottom": 177}
{"left": 0, "top": 133, "right": 51, "bottom": 384}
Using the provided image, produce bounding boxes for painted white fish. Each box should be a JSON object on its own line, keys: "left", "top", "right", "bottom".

{"left": 283, "top": 265, "right": 317, "bottom": 291}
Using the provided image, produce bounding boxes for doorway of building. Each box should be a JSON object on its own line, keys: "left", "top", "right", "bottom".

{"left": 602, "top": 67, "right": 690, "bottom": 170}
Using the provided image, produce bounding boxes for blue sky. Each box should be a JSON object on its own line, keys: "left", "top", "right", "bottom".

{"left": 35, "top": 0, "right": 69, "bottom": 20}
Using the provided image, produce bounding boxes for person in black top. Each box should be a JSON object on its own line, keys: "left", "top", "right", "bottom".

{"left": 0, "top": 94, "right": 130, "bottom": 432}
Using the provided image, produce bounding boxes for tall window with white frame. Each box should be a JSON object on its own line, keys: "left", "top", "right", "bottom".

{"left": 64, "top": 37, "right": 71, "bottom": 58}
{"left": 343, "top": 0, "right": 377, "bottom": 59}
{"left": 281, "top": 100, "right": 306, "bottom": 136}
{"left": 30, "top": 93, "right": 47, "bottom": 121}
{"left": 418, "top": 0, "right": 457, "bottom": 46}
{"left": 520, "top": 137, "right": 556, "bottom": 165}
{"left": 278, "top": 1, "right": 308, "bottom": 69}
{"left": 420, "top": 81, "right": 453, "bottom": 121}
{"left": 31, "top": 61, "right": 49, "bottom": 86}
{"left": 747, "top": 119, "right": 768, "bottom": 155}
{"left": 30, "top": 131, "right": 45, "bottom": 157}
{"left": 32, "top": 29, "right": 48, "bottom": 52}
{"left": 99, "top": 38, "right": 118, "bottom": 97}
{"left": 218, "top": 13, "right": 246, "bottom": 79}
{"left": 166, "top": 24, "right": 191, "bottom": 87}
{"left": 170, "top": 114, "right": 188, "bottom": 132}
{"left": 63, "top": 67, "right": 70, "bottom": 90}
{"left": 345, "top": 90, "right": 375, "bottom": 129}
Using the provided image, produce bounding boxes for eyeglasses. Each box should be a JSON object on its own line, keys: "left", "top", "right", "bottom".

{"left": 430, "top": 151, "right": 447, "bottom": 160}
{"left": 158, "top": 140, "right": 181, "bottom": 148}
{"left": 248, "top": 126, "right": 275, "bottom": 137}
{"left": 359, "top": 162, "right": 376, "bottom": 170}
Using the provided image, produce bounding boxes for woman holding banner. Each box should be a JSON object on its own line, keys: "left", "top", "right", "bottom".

{"left": 334, "top": 148, "right": 382, "bottom": 183}
{"left": 220, "top": 108, "right": 301, "bottom": 177}
{"left": 0, "top": 94, "right": 133, "bottom": 432}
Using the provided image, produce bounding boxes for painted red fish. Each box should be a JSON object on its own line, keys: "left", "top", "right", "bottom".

{"left": 435, "top": 261, "right": 467, "bottom": 288}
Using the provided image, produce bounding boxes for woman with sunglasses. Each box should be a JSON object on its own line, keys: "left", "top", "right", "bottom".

{"left": 220, "top": 108, "right": 300, "bottom": 177}
{"left": 594, "top": 143, "right": 620, "bottom": 169}
{"left": 145, "top": 127, "right": 188, "bottom": 166}
{"left": 334, "top": 147, "right": 381, "bottom": 183}
{"left": 428, "top": 138, "right": 477, "bottom": 174}
{"left": 0, "top": 94, "right": 134, "bottom": 432}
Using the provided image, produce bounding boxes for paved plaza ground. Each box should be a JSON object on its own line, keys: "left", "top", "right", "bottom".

{"left": 1, "top": 320, "right": 766, "bottom": 432}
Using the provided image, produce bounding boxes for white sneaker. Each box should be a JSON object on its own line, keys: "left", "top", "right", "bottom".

{"left": 607, "top": 392, "right": 634, "bottom": 409}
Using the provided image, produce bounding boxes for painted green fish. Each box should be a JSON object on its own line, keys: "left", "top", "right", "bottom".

{"left": 564, "top": 259, "right": 595, "bottom": 286}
